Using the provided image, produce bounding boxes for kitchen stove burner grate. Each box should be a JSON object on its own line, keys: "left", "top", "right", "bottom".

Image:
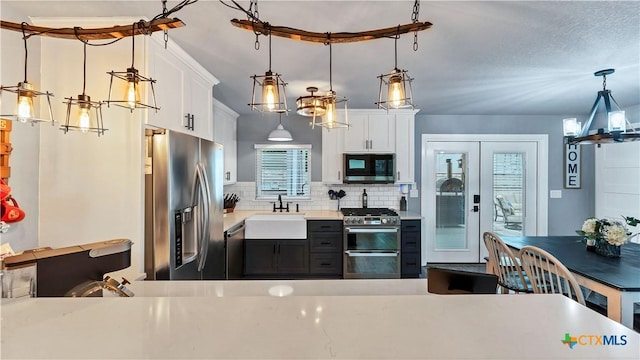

{"left": 340, "top": 208, "right": 399, "bottom": 217}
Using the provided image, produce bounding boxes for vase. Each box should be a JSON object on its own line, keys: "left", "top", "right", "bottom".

{"left": 595, "top": 240, "right": 621, "bottom": 258}
{"left": 585, "top": 238, "right": 596, "bottom": 252}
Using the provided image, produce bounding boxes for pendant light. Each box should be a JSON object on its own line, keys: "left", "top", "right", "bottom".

{"left": 563, "top": 69, "right": 638, "bottom": 145}
{"left": 0, "top": 22, "right": 55, "bottom": 125}
{"left": 106, "top": 22, "right": 159, "bottom": 112}
{"left": 376, "top": 30, "right": 415, "bottom": 110}
{"left": 309, "top": 39, "right": 349, "bottom": 130}
{"left": 60, "top": 41, "right": 106, "bottom": 136}
{"left": 268, "top": 113, "right": 293, "bottom": 142}
{"left": 249, "top": 32, "right": 288, "bottom": 113}
{"left": 296, "top": 86, "right": 326, "bottom": 118}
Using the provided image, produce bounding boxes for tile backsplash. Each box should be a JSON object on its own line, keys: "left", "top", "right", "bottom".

{"left": 224, "top": 182, "right": 410, "bottom": 212}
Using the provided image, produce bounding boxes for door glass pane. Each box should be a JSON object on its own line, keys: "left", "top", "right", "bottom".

{"left": 492, "top": 153, "right": 524, "bottom": 236}
{"left": 435, "top": 153, "right": 467, "bottom": 249}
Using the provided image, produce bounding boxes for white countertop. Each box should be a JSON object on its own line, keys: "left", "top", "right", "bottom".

{"left": 2, "top": 280, "right": 639, "bottom": 359}
{"left": 224, "top": 210, "right": 343, "bottom": 232}
{"left": 224, "top": 210, "right": 421, "bottom": 232}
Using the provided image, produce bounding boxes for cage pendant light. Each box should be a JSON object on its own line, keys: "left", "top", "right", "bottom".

{"left": 106, "top": 22, "right": 159, "bottom": 112}
{"left": 376, "top": 32, "right": 415, "bottom": 110}
{"left": 309, "top": 39, "right": 349, "bottom": 130}
{"left": 249, "top": 32, "right": 288, "bottom": 113}
{"left": 61, "top": 41, "right": 106, "bottom": 136}
{"left": 0, "top": 22, "right": 55, "bottom": 125}
{"left": 563, "top": 69, "right": 638, "bottom": 145}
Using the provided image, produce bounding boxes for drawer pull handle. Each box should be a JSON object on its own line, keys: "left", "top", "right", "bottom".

{"left": 320, "top": 242, "right": 331, "bottom": 245}
{"left": 320, "top": 263, "right": 331, "bottom": 266}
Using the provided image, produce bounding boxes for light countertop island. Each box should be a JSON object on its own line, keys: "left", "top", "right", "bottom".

{"left": 2, "top": 279, "right": 639, "bottom": 359}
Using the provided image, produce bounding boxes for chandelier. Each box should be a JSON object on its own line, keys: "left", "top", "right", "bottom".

{"left": 563, "top": 69, "right": 638, "bottom": 145}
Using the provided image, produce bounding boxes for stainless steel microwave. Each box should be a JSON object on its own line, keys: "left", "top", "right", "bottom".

{"left": 343, "top": 154, "right": 395, "bottom": 184}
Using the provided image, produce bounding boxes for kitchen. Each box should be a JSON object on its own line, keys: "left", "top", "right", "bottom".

{"left": 1, "top": 1, "right": 640, "bottom": 358}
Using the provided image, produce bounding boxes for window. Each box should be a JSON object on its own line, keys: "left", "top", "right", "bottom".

{"left": 255, "top": 144, "right": 311, "bottom": 200}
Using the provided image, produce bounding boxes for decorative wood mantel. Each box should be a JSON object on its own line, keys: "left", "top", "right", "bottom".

{"left": 0, "top": 18, "right": 185, "bottom": 40}
{"left": 230, "top": 19, "right": 433, "bottom": 44}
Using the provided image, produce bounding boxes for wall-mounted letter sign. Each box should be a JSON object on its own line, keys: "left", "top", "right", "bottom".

{"left": 564, "top": 143, "right": 581, "bottom": 189}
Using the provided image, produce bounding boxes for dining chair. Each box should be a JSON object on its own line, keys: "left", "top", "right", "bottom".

{"left": 517, "top": 245, "right": 586, "bottom": 305}
{"left": 483, "top": 232, "right": 532, "bottom": 294}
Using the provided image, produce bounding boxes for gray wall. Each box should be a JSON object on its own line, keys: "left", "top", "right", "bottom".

{"left": 411, "top": 114, "right": 594, "bottom": 236}
{"left": 236, "top": 107, "right": 640, "bottom": 236}
{"left": 237, "top": 112, "right": 323, "bottom": 181}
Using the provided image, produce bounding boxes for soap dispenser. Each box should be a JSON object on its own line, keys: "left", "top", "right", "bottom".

{"left": 362, "top": 189, "right": 368, "bottom": 208}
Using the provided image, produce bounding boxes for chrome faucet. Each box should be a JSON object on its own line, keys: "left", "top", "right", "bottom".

{"left": 273, "top": 194, "right": 289, "bottom": 212}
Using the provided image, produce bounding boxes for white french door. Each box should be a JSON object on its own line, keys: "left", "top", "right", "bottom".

{"left": 422, "top": 135, "right": 548, "bottom": 264}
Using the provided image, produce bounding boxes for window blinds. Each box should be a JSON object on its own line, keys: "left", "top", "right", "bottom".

{"left": 255, "top": 145, "right": 311, "bottom": 199}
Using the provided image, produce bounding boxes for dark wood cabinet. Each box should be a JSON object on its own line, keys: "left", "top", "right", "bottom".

{"left": 244, "top": 239, "right": 308, "bottom": 276}
{"left": 401, "top": 220, "right": 422, "bottom": 278}
{"left": 308, "top": 220, "right": 343, "bottom": 277}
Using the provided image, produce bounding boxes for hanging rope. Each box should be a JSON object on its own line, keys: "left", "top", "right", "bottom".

{"left": 21, "top": 22, "right": 28, "bottom": 82}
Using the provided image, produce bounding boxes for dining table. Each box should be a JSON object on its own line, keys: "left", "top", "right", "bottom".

{"left": 501, "top": 236, "right": 640, "bottom": 329}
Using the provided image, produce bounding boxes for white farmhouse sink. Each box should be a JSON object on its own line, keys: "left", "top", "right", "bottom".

{"left": 244, "top": 214, "right": 307, "bottom": 239}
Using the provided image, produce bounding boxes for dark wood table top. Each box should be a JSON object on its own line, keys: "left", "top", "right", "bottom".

{"left": 501, "top": 236, "right": 640, "bottom": 291}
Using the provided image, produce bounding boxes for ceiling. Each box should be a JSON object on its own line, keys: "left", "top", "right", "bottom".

{"left": 3, "top": 1, "right": 639, "bottom": 117}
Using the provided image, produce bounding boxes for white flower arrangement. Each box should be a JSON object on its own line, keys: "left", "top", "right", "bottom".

{"left": 577, "top": 216, "right": 640, "bottom": 246}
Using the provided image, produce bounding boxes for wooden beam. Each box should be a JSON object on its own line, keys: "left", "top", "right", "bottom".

{"left": 230, "top": 19, "right": 433, "bottom": 44}
{"left": 0, "top": 18, "right": 185, "bottom": 40}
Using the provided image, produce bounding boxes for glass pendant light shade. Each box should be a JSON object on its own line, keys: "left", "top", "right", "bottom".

{"left": 388, "top": 72, "right": 406, "bottom": 108}
{"left": 124, "top": 68, "right": 141, "bottom": 109}
{"left": 16, "top": 83, "right": 35, "bottom": 121}
{"left": 262, "top": 73, "right": 278, "bottom": 111}
{"left": 608, "top": 111, "right": 626, "bottom": 132}
{"left": 562, "top": 118, "right": 581, "bottom": 137}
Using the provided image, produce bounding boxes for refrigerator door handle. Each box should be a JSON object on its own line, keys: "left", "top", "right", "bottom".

{"left": 196, "top": 163, "right": 211, "bottom": 271}
{"left": 189, "top": 164, "right": 205, "bottom": 269}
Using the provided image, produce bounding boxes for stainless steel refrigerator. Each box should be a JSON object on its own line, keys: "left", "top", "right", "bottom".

{"left": 144, "top": 129, "right": 225, "bottom": 280}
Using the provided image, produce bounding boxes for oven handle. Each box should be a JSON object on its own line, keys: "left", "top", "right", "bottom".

{"left": 344, "top": 228, "right": 399, "bottom": 233}
{"left": 345, "top": 251, "right": 399, "bottom": 257}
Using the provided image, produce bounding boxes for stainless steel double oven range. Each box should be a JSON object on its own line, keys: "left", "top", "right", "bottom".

{"left": 341, "top": 208, "right": 401, "bottom": 279}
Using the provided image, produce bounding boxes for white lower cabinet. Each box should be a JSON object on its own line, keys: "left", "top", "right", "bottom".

{"left": 147, "top": 34, "right": 218, "bottom": 140}
{"left": 213, "top": 99, "right": 239, "bottom": 185}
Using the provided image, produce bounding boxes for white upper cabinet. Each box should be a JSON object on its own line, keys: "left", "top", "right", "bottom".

{"left": 212, "top": 99, "right": 239, "bottom": 185}
{"left": 320, "top": 109, "right": 417, "bottom": 184}
{"left": 394, "top": 110, "right": 418, "bottom": 184}
{"left": 321, "top": 127, "right": 345, "bottom": 184}
{"left": 342, "top": 110, "right": 395, "bottom": 153}
{"left": 147, "top": 34, "right": 219, "bottom": 140}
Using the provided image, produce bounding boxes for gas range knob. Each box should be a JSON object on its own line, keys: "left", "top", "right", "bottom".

{"left": 357, "top": 218, "right": 364, "bottom": 224}
{"left": 381, "top": 218, "right": 388, "bottom": 224}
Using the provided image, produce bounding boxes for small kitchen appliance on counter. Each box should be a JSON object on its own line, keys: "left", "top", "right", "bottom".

{"left": 1, "top": 239, "right": 132, "bottom": 297}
